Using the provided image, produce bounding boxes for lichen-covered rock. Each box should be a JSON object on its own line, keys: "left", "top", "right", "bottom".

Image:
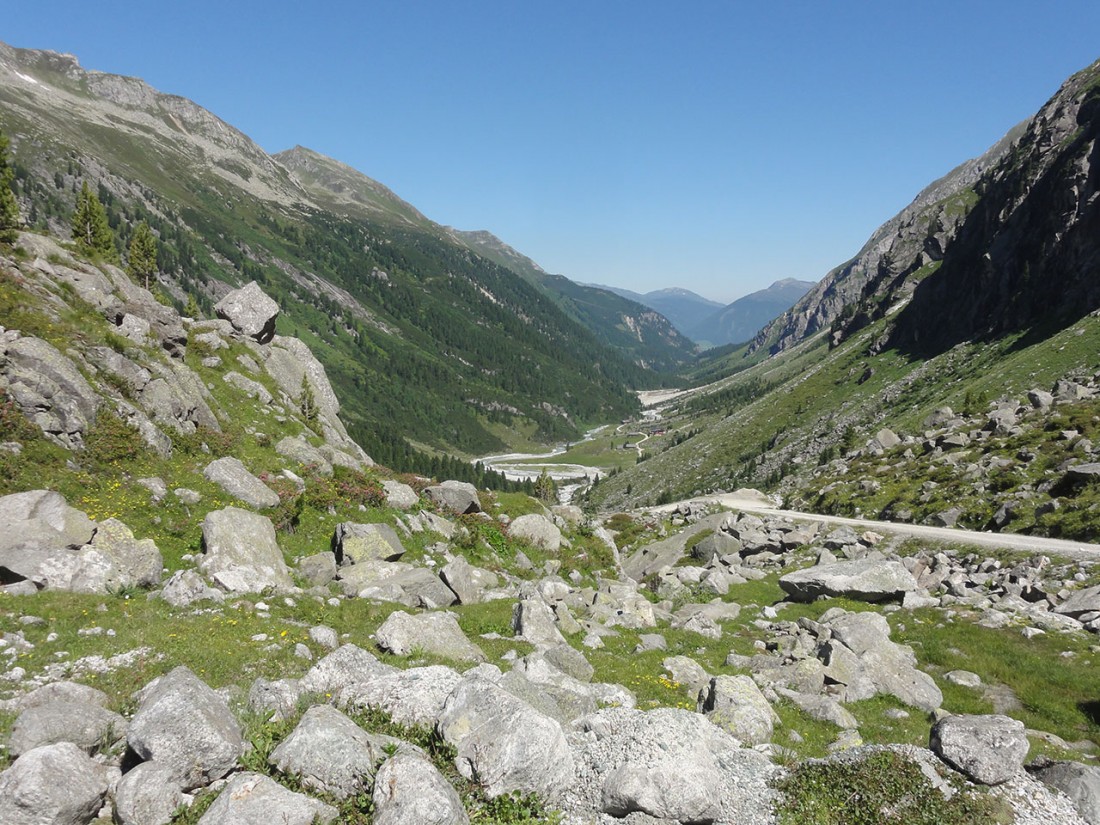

{"left": 698, "top": 674, "right": 779, "bottom": 745}
{"left": 565, "top": 707, "right": 776, "bottom": 824}
{"left": 440, "top": 556, "right": 500, "bottom": 605}
{"left": 780, "top": 558, "right": 919, "bottom": 603}
{"left": 424, "top": 480, "right": 481, "bottom": 515}
{"left": 930, "top": 714, "right": 1028, "bottom": 785}
{"left": 375, "top": 610, "right": 485, "bottom": 663}
{"left": 438, "top": 676, "right": 573, "bottom": 800}
{"left": 508, "top": 513, "right": 562, "bottom": 552}
{"left": 298, "top": 644, "right": 396, "bottom": 696}
{"left": 372, "top": 753, "right": 469, "bottom": 825}
{"left": 127, "top": 666, "right": 244, "bottom": 790}
{"left": 0, "top": 742, "right": 109, "bottom": 825}
{"left": 339, "top": 665, "right": 462, "bottom": 727}
{"left": 9, "top": 698, "right": 127, "bottom": 757}
{"left": 72, "top": 517, "right": 163, "bottom": 592}
{"left": 202, "top": 457, "right": 280, "bottom": 509}
{"left": 196, "top": 772, "right": 336, "bottom": 825}
{"left": 114, "top": 761, "right": 186, "bottom": 825}
{"left": 0, "top": 335, "right": 100, "bottom": 449}
{"left": 382, "top": 480, "right": 419, "bottom": 509}
{"left": 333, "top": 522, "right": 406, "bottom": 564}
{"left": 269, "top": 705, "right": 412, "bottom": 800}
{"left": 214, "top": 281, "right": 279, "bottom": 344}
{"left": 200, "top": 507, "right": 292, "bottom": 593}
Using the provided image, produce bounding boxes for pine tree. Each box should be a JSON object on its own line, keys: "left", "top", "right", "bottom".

{"left": 127, "top": 220, "right": 158, "bottom": 289}
{"left": 185, "top": 293, "right": 201, "bottom": 320}
{"left": 71, "top": 181, "right": 116, "bottom": 261}
{"left": 534, "top": 469, "right": 558, "bottom": 504}
{"left": 0, "top": 131, "right": 21, "bottom": 243}
{"left": 298, "top": 374, "right": 319, "bottom": 424}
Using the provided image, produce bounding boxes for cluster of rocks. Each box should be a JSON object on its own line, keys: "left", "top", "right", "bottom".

{"left": 804, "top": 375, "right": 1100, "bottom": 531}
{"left": 1, "top": 234, "right": 369, "bottom": 470}
{"left": 3, "top": 646, "right": 1098, "bottom": 825}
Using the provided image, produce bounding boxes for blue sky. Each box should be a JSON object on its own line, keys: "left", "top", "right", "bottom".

{"left": 6, "top": 2, "right": 1100, "bottom": 303}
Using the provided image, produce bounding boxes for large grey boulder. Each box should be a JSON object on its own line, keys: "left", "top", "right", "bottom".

{"left": 333, "top": 521, "right": 406, "bottom": 564}
{"left": 127, "top": 666, "right": 244, "bottom": 790}
{"left": 440, "top": 556, "right": 500, "bottom": 605}
{"left": 0, "top": 490, "right": 96, "bottom": 554}
{"left": 138, "top": 362, "right": 219, "bottom": 434}
{"left": 1055, "top": 584, "right": 1100, "bottom": 618}
{"left": 200, "top": 507, "right": 292, "bottom": 593}
{"left": 202, "top": 457, "right": 280, "bottom": 509}
{"left": 512, "top": 589, "right": 567, "bottom": 646}
{"left": 817, "top": 610, "right": 943, "bottom": 711}
{"left": 247, "top": 677, "right": 303, "bottom": 723}
{"left": 298, "top": 644, "right": 396, "bottom": 696}
{"left": 158, "top": 569, "right": 225, "bottom": 607}
{"left": 373, "top": 753, "right": 470, "bottom": 825}
{"left": 1, "top": 335, "right": 100, "bottom": 449}
{"left": 339, "top": 665, "right": 462, "bottom": 727}
{"left": 1029, "top": 759, "right": 1100, "bottom": 824}
{"left": 509, "top": 513, "right": 562, "bottom": 552}
{"left": 929, "top": 714, "right": 1028, "bottom": 785}
{"left": 14, "top": 681, "right": 110, "bottom": 711}
{"left": 196, "top": 772, "right": 336, "bottom": 825}
{"left": 567, "top": 707, "right": 777, "bottom": 824}
{"left": 698, "top": 674, "right": 780, "bottom": 745}
{"left": 337, "top": 560, "right": 456, "bottom": 607}
{"left": 114, "top": 761, "right": 186, "bottom": 825}
{"left": 375, "top": 610, "right": 486, "bottom": 663}
{"left": 269, "top": 705, "right": 411, "bottom": 800}
{"left": 438, "top": 676, "right": 573, "bottom": 800}
{"left": 71, "top": 517, "right": 163, "bottom": 592}
{"left": 275, "top": 435, "right": 332, "bottom": 475}
{"left": 0, "top": 491, "right": 96, "bottom": 587}
{"left": 214, "top": 281, "right": 279, "bottom": 344}
{"left": 382, "top": 480, "right": 419, "bottom": 509}
{"left": 779, "top": 558, "right": 919, "bottom": 603}
{"left": 424, "top": 480, "right": 481, "bottom": 514}
{"left": 0, "top": 742, "right": 109, "bottom": 825}
{"left": 10, "top": 698, "right": 126, "bottom": 757}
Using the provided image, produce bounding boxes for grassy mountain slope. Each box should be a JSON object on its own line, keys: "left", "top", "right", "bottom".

{"left": 0, "top": 41, "right": 650, "bottom": 461}
{"left": 275, "top": 146, "right": 696, "bottom": 375}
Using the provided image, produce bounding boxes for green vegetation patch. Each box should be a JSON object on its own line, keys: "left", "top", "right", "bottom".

{"left": 774, "top": 749, "right": 1012, "bottom": 825}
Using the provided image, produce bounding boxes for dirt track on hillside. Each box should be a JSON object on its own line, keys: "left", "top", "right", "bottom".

{"left": 651, "top": 493, "right": 1100, "bottom": 562}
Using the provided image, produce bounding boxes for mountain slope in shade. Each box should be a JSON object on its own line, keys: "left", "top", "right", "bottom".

{"left": 689, "top": 278, "right": 816, "bottom": 348}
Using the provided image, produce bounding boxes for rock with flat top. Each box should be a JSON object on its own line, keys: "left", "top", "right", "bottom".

{"left": 214, "top": 281, "right": 279, "bottom": 344}
{"left": 200, "top": 507, "right": 292, "bottom": 593}
{"left": 930, "top": 714, "right": 1028, "bottom": 785}
{"left": 780, "top": 558, "right": 918, "bottom": 603}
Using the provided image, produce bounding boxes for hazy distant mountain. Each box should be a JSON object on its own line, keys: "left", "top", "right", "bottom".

{"left": 689, "top": 278, "right": 816, "bottom": 348}
{"left": 592, "top": 285, "right": 723, "bottom": 340}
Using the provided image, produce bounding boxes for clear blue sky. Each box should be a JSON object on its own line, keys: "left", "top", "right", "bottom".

{"left": 7, "top": 2, "right": 1100, "bottom": 303}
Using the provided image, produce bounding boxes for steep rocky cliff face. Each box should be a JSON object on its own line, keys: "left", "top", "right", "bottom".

{"left": 889, "top": 61, "right": 1100, "bottom": 355}
{"left": 756, "top": 59, "right": 1100, "bottom": 359}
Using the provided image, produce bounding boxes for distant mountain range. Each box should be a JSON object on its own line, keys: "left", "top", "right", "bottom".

{"left": 594, "top": 280, "right": 815, "bottom": 348}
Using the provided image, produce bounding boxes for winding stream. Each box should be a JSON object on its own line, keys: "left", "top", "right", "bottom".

{"left": 474, "top": 426, "right": 609, "bottom": 503}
